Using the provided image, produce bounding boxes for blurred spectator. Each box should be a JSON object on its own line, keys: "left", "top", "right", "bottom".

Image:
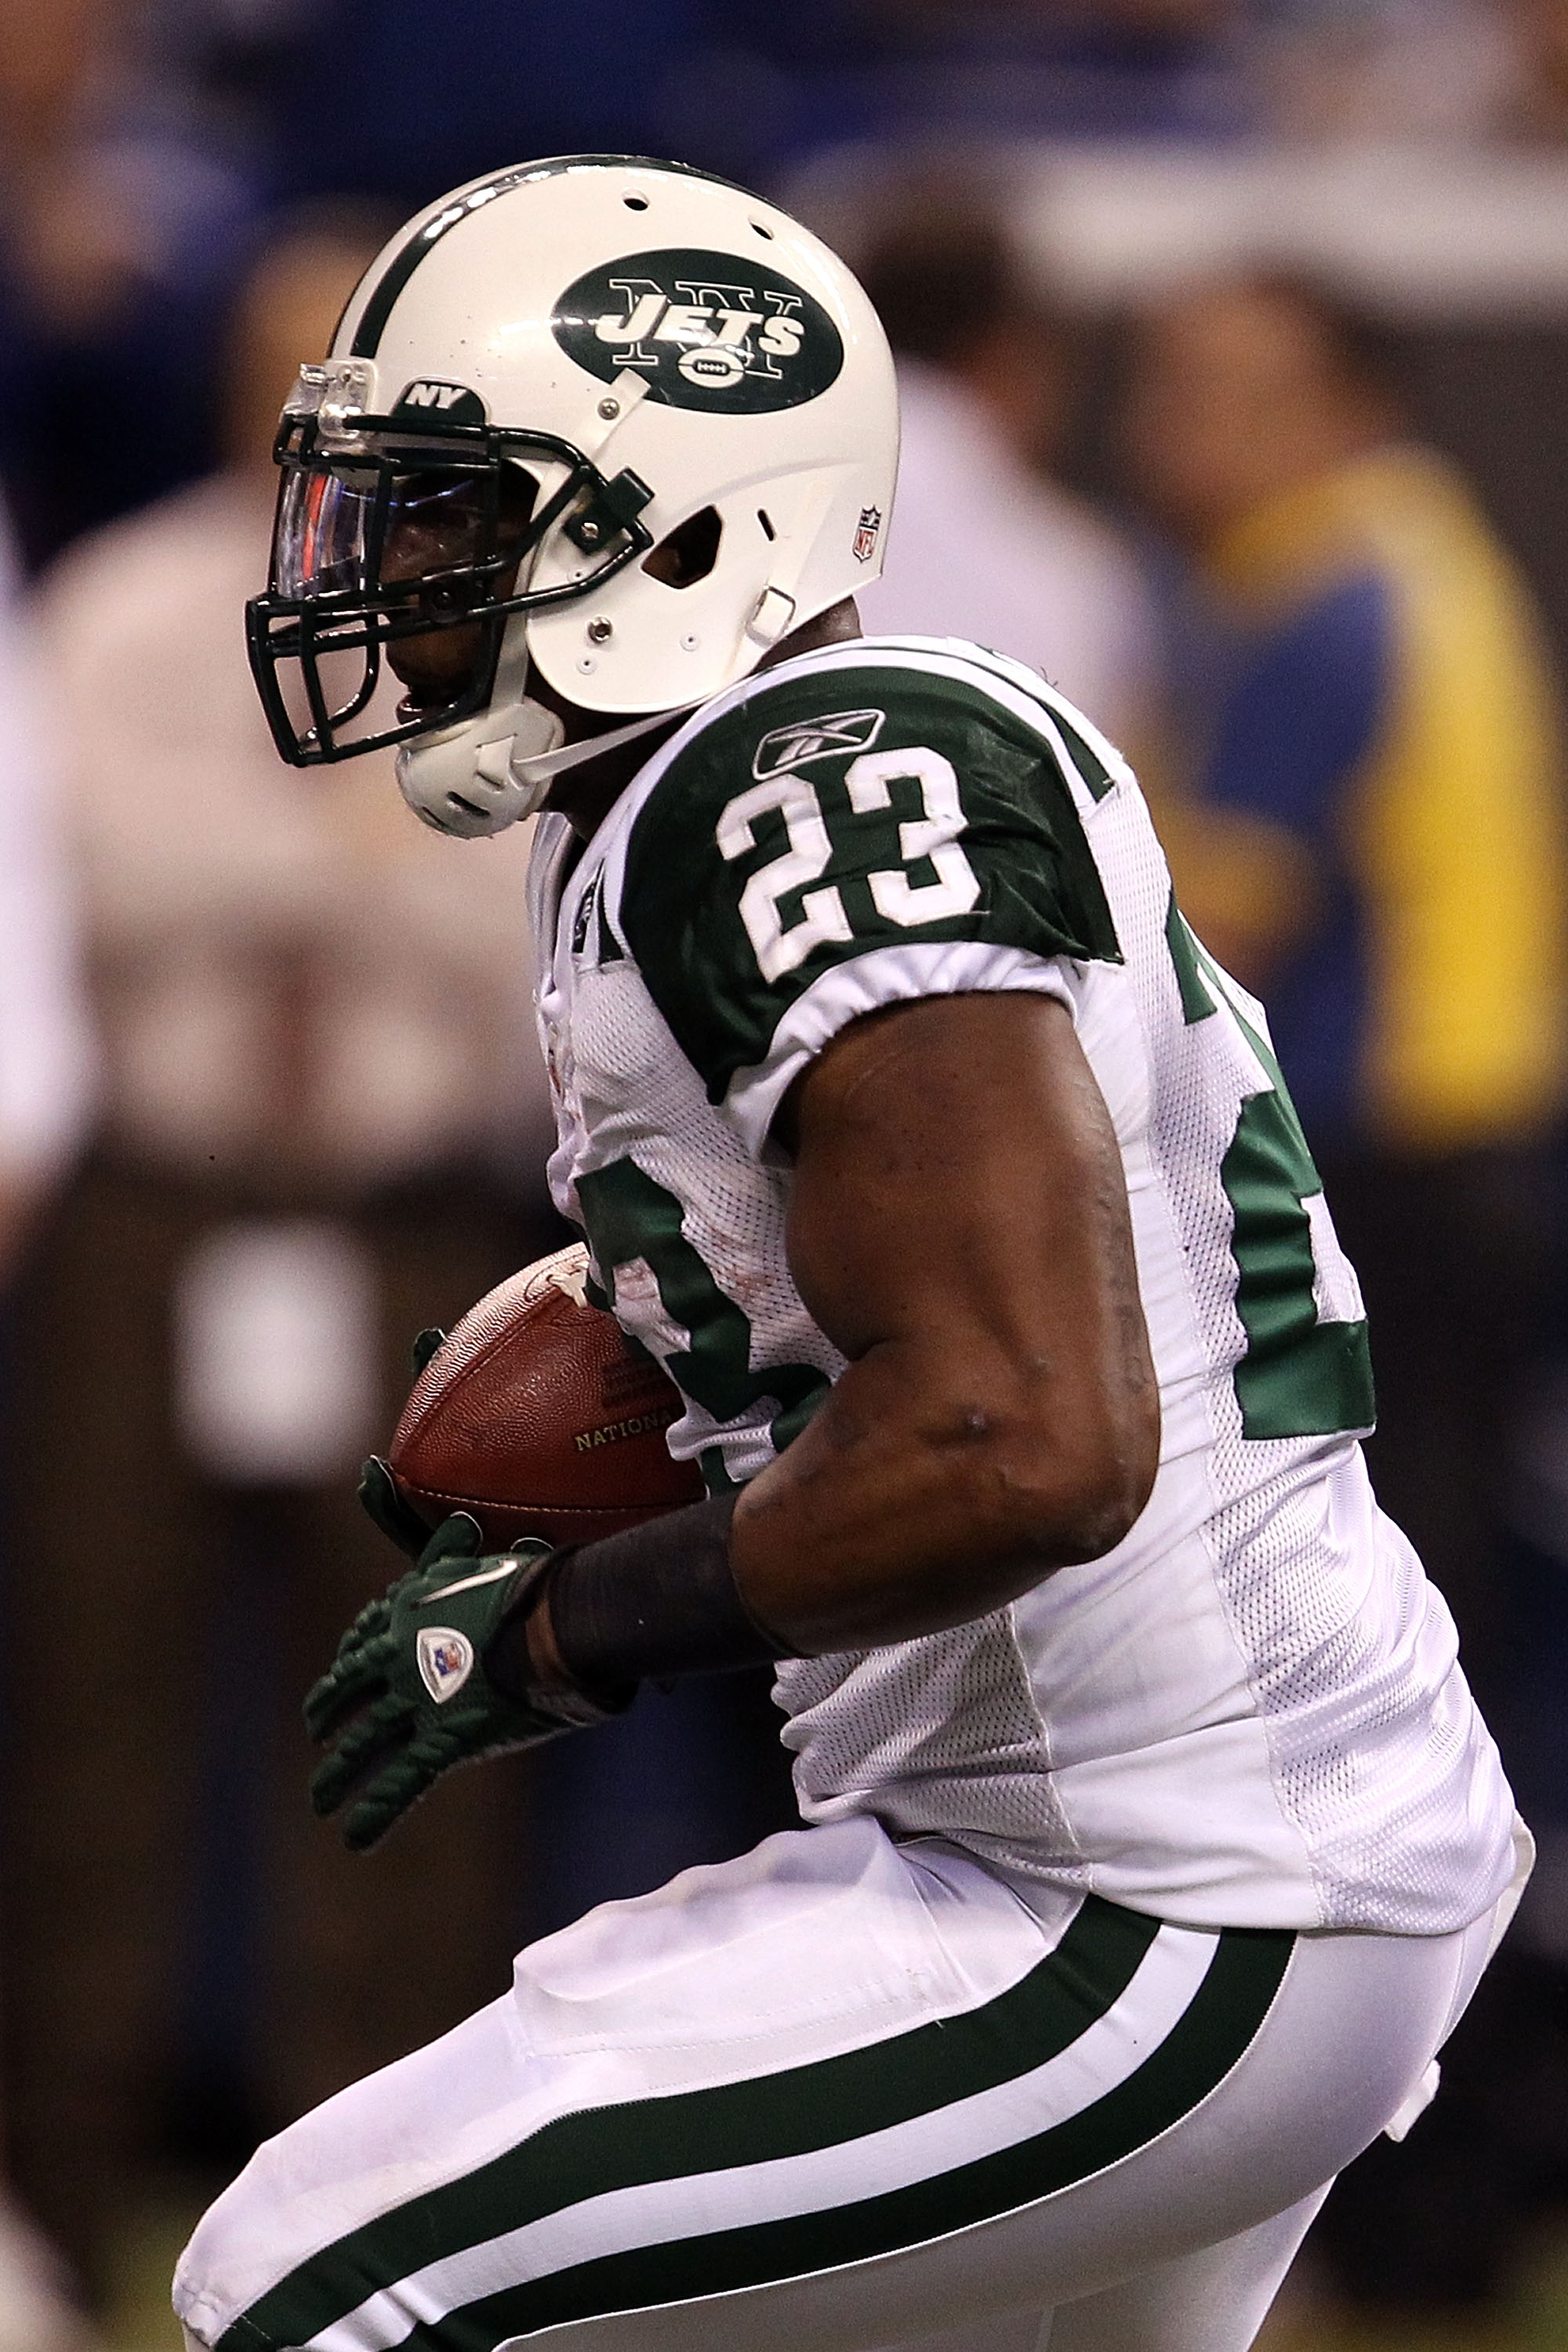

{"left": 1257, "top": 0, "right": 1517, "bottom": 142}
{"left": 0, "top": 2198, "right": 85, "bottom": 2352}
{"left": 0, "top": 514, "right": 95, "bottom": 1260}
{"left": 0, "top": 494, "right": 96, "bottom": 2349}
{"left": 0, "top": 214, "right": 559, "bottom": 2307}
{"left": 839, "top": 0, "right": 1253, "bottom": 144}
{"left": 0, "top": 0, "right": 272, "bottom": 566}
{"left": 1502, "top": 0, "right": 1568, "bottom": 134}
{"left": 1121, "top": 270, "right": 1568, "bottom": 2307}
{"left": 270, "top": 0, "right": 728, "bottom": 203}
{"left": 267, "top": 0, "right": 1254, "bottom": 216}
{"left": 856, "top": 187, "right": 1162, "bottom": 753}
{"left": 1122, "top": 270, "right": 1566, "bottom": 1686}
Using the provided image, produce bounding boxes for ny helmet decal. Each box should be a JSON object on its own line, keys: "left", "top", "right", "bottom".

{"left": 554, "top": 249, "right": 844, "bottom": 413}
{"left": 391, "top": 379, "right": 488, "bottom": 424}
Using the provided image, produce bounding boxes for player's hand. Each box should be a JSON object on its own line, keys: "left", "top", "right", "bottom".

{"left": 353, "top": 1317, "right": 456, "bottom": 1559}
{"left": 358, "top": 1454, "right": 439, "bottom": 1559}
{"left": 305, "top": 1514, "right": 625, "bottom": 1851}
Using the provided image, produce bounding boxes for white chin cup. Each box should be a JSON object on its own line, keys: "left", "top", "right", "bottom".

{"left": 396, "top": 697, "right": 566, "bottom": 839}
{"left": 397, "top": 698, "right": 695, "bottom": 839}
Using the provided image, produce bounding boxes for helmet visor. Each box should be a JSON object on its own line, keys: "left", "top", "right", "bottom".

{"left": 276, "top": 466, "right": 377, "bottom": 598}
{"left": 275, "top": 463, "right": 535, "bottom": 602}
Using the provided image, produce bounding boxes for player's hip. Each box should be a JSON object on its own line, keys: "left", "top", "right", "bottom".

{"left": 174, "top": 1817, "right": 1512, "bottom": 2350}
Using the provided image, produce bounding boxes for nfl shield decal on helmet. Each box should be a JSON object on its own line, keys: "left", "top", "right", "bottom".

{"left": 416, "top": 1627, "right": 475, "bottom": 1704}
{"left": 854, "top": 506, "right": 882, "bottom": 562}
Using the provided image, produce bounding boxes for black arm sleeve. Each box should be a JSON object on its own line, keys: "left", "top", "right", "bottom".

{"left": 485, "top": 1494, "right": 796, "bottom": 1702}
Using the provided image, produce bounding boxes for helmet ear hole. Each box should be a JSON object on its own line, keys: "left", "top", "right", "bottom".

{"left": 642, "top": 506, "right": 723, "bottom": 590}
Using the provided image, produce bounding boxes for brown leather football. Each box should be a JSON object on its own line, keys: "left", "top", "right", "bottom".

{"left": 387, "top": 1242, "right": 705, "bottom": 1550}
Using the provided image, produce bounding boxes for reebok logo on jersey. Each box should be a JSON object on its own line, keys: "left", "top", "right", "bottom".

{"left": 752, "top": 708, "right": 886, "bottom": 781}
{"left": 554, "top": 249, "right": 844, "bottom": 414}
{"left": 416, "top": 1627, "right": 474, "bottom": 1704}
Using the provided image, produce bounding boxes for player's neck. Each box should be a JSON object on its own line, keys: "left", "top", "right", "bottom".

{"left": 543, "top": 600, "right": 863, "bottom": 840}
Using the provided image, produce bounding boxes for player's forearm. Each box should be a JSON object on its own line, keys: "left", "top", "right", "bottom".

{"left": 511, "top": 991, "right": 1162, "bottom": 1693}
{"left": 511, "top": 1341, "right": 1152, "bottom": 1700}
{"left": 728, "top": 1333, "right": 1152, "bottom": 1653}
{"left": 748, "top": 994, "right": 1160, "bottom": 1650}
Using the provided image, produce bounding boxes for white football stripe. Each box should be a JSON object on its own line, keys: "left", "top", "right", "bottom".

{"left": 310, "top": 1924, "right": 1217, "bottom": 2351}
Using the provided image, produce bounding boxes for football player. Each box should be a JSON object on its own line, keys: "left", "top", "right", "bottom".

{"left": 176, "top": 158, "right": 1528, "bottom": 2352}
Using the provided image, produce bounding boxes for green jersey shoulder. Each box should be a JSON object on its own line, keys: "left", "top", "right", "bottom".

{"left": 608, "top": 639, "right": 1124, "bottom": 1105}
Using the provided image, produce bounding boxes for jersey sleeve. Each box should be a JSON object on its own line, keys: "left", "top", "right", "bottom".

{"left": 615, "top": 659, "right": 1121, "bottom": 1152}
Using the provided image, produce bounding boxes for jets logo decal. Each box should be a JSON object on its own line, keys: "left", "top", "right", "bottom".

{"left": 751, "top": 708, "right": 886, "bottom": 780}
{"left": 554, "top": 249, "right": 844, "bottom": 414}
{"left": 416, "top": 1626, "right": 474, "bottom": 1704}
{"left": 391, "top": 379, "right": 488, "bottom": 425}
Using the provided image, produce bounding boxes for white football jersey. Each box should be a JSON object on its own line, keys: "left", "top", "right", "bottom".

{"left": 528, "top": 635, "right": 1517, "bottom": 1934}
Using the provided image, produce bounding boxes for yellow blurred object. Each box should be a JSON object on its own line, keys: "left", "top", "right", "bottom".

{"left": 1206, "top": 447, "right": 1568, "bottom": 1152}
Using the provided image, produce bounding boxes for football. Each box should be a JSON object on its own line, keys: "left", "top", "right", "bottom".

{"left": 387, "top": 1241, "right": 706, "bottom": 1550}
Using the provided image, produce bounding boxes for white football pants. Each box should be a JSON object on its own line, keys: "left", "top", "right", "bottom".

{"left": 176, "top": 1815, "right": 1521, "bottom": 2352}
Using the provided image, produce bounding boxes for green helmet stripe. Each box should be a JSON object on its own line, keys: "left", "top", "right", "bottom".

{"left": 347, "top": 154, "right": 761, "bottom": 360}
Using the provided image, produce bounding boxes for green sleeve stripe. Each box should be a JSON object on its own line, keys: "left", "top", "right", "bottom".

{"left": 1224, "top": 1091, "right": 1375, "bottom": 1439}
{"left": 1166, "top": 893, "right": 1218, "bottom": 1025}
{"left": 1033, "top": 699, "right": 1116, "bottom": 803}
{"left": 1188, "top": 935, "right": 1376, "bottom": 1438}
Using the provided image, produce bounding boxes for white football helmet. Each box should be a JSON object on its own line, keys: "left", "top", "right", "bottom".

{"left": 246, "top": 154, "right": 899, "bottom": 837}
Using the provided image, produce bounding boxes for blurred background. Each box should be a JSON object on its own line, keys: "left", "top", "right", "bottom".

{"left": 2, "top": 2, "right": 1568, "bottom": 2347}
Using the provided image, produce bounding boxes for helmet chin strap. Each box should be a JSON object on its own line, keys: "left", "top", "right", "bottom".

{"left": 396, "top": 693, "right": 695, "bottom": 840}
{"left": 509, "top": 701, "right": 694, "bottom": 789}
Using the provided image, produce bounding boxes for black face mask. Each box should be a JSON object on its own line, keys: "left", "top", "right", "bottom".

{"left": 249, "top": 407, "right": 653, "bottom": 766}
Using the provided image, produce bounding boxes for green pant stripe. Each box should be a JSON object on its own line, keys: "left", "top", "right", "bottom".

{"left": 407, "top": 1926, "right": 1294, "bottom": 2350}
{"left": 221, "top": 1896, "right": 1160, "bottom": 2352}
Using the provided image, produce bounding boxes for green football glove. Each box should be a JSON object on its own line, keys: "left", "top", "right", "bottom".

{"left": 353, "top": 1324, "right": 453, "bottom": 1561}
{"left": 305, "top": 1513, "right": 622, "bottom": 1851}
{"left": 358, "top": 1453, "right": 438, "bottom": 1559}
